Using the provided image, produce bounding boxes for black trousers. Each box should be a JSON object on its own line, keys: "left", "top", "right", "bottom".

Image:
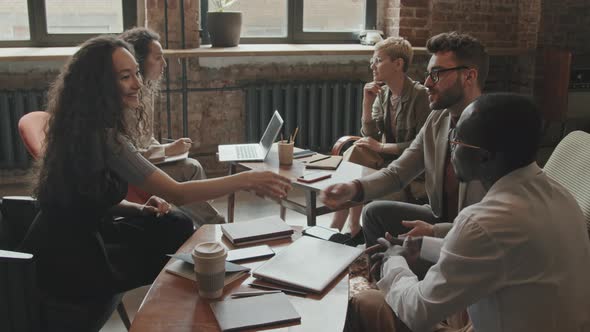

{"left": 362, "top": 200, "right": 442, "bottom": 247}
{"left": 23, "top": 208, "right": 194, "bottom": 331}
{"left": 100, "top": 208, "right": 195, "bottom": 292}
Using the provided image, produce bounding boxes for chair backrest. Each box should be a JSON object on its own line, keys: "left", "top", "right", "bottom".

{"left": 18, "top": 111, "right": 150, "bottom": 205}
{"left": 544, "top": 131, "right": 590, "bottom": 234}
{"left": 18, "top": 112, "right": 50, "bottom": 160}
{"left": 0, "top": 251, "right": 40, "bottom": 332}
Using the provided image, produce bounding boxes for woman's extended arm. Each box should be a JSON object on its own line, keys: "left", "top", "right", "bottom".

{"left": 139, "top": 168, "right": 292, "bottom": 207}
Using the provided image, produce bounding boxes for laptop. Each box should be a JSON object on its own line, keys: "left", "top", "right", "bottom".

{"left": 252, "top": 236, "right": 363, "bottom": 294}
{"left": 218, "top": 110, "right": 284, "bottom": 162}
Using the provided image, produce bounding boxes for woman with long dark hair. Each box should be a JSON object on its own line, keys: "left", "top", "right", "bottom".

{"left": 120, "top": 27, "right": 225, "bottom": 226}
{"left": 22, "top": 35, "right": 290, "bottom": 330}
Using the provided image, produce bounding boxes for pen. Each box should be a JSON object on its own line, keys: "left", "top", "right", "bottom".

{"left": 162, "top": 138, "right": 175, "bottom": 143}
{"left": 230, "top": 290, "right": 281, "bottom": 298}
{"left": 249, "top": 283, "right": 307, "bottom": 296}
{"left": 307, "top": 155, "right": 330, "bottom": 164}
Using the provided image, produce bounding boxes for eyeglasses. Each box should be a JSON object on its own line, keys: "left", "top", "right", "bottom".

{"left": 449, "top": 128, "right": 486, "bottom": 153}
{"left": 424, "top": 66, "right": 469, "bottom": 84}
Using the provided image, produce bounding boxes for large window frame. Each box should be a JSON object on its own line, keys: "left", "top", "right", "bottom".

{"left": 1, "top": 0, "right": 137, "bottom": 47}
{"left": 201, "top": 0, "right": 376, "bottom": 44}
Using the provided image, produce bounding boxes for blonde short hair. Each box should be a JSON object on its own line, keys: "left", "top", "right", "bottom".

{"left": 374, "top": 37, "right": 413, "bottom": 72}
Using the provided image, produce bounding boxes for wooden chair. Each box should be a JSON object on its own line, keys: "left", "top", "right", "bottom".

{"left": 331, "top": 135, "right": 361, "bottom": 156}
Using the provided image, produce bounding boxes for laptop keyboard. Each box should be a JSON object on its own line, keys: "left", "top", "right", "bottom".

{"left": 237, "top": 145, "right": 258, "bottom": 159}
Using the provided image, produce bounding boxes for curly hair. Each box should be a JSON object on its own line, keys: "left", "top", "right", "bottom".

{"left": 35, "top": 35, "right": 148, "bottom": 208}
{"left": 119, "top": 27, "right": 162, "bottom": 93}
{"left": 374, "top": 36, "right": 413, "bottom": 72}
{"left": 426, "top": 32, "right": 489, "bottom": 89}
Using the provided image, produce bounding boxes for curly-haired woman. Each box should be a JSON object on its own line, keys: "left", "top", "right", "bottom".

{"left": 21, "top": 35, "right": 291, "bottom": 330}
{"left": 120, "top": 27, "right": 225, "bottom": 226}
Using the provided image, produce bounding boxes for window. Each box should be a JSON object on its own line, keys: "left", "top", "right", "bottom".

{"left": 202, "top": 0, "right": 376, "bottom": 44}
{"left": 0, "top": 0, "right": 136, "bottom": 47}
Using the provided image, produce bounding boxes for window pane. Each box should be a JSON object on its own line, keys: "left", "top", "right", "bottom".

{"left": 208, "top": 0, "right": 287, "bottom": 38}
{"left": 0, "top": 0, "right": 30, "bottom": 40}
{"left": 45, "top": 0, "right": 123, "bottom": 34}
{"left": 303, "top": 0, "right": 365, "bottom": 32}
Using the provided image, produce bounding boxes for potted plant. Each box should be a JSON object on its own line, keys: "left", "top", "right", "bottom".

{"left": 207, "top": 0, "right": 242, "bottom": 47}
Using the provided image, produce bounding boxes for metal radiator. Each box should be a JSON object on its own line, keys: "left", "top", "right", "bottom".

{"left": 0, "top": 90, "right": 46, "bottom": 169}
{"left": 245, "top": 81, "right": 366, "bottom": 153}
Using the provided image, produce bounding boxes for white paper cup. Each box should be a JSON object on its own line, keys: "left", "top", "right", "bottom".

{"left": 191, "top": 241, "right": 227, "bottom": 299}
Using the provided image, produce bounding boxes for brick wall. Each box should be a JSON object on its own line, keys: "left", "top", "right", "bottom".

{"left": 538, "top": 0, "right": 590, "bottom": 66}
{"left": 3, "top": 0, "right": 587, "bottom": 183}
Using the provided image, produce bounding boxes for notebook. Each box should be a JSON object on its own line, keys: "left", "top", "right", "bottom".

{"left": 149, "top": 151, "right": 189, "bottom": 165}
{"left": 220, "top": 216, "right": 294, "bottom": 246}
{"left": 165, "top": 253, "right": 250, "bottom": 286}
{"left": 305, "top": 155, "right": 342, "bottom": 170}
{"left": 253, "top": 236, "right": 363, "bottom": 293}
{"left": 210, "top": 292, "right": 301, "bottom": 331}
{"left": 218, "top": 110, "right": 284, "bottom": 162}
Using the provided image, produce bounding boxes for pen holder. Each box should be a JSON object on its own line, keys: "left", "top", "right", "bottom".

{"left": 278, "top": 141, "right": 294, "bottom": 166}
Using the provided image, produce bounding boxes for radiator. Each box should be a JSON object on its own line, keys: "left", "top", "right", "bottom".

{"left": 0, "top": 90, "right": 46, "bottom": 169}
{"left": 245, "top": 81, "right": 366, "bottom": 153}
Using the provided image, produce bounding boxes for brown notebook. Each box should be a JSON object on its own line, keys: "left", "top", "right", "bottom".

{"left": 210, "top": 292, "right": 300, "bottom": 331}
{"left": 220, "top": 216, "right": 294, "bottom": 246}
{"left": 305, "top": 155, "right": 342, "bottom": 170}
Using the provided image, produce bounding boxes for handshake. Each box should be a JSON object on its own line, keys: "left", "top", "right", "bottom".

{"left": 364, "top": 233, "right": 424, "bottom": 281}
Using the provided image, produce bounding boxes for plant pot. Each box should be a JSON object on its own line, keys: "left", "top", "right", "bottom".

{"left": 207, "top": 11, "right": 242, "bottom": 47}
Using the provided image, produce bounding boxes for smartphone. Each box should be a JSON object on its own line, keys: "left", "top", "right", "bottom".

{"left": 297, "top": 171, "right": 332, "bottom": 184}
{"left": 302, "top": 225, "right": 339, "bottom": 241}
{"left": 226, "top": 245, "right": 275, "bottom": 262}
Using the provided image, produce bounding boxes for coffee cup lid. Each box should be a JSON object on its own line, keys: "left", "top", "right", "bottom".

{"left": 193, "top": 242, "right": 226, "bottom": 258}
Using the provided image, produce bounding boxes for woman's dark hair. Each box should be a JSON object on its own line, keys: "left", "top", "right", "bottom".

{"left": 119, "top": 27, "right": 161, "bottom": 120}
{"left": 119, "top": 27, "right": 161, "bottom": 80}
{"left": 35, "top": 35, "right": 147, "bottom": 208}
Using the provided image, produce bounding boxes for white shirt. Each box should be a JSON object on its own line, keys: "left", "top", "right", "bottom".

{"left": 378, "top": 162, "right": 590, "bottom": 332}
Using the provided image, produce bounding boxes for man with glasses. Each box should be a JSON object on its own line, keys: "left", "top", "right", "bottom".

{"left": 321, "top": 32, "right": 488, "bottom": 248}
{"left": 344, "top": 93, "right": 590, "bottom": 331}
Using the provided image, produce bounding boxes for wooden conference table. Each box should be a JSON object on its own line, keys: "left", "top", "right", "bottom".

{"left": 227, "top": 147, "right": 377, "bottom": 226}
{"left": 130, "top": 224, "right": 350, "bottom": 331}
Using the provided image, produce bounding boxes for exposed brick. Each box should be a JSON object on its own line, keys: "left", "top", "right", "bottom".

{"left": 400, "top": 7, "right": 415, "bottom": 18}
{"left": 400, "top": 0, "right": 429, "bottom": 7}
{"left": 401, "top": 18, "right": 429, "bottom": 27}
{"left": 415, "top": 8, "right": 430, "bottom": 18}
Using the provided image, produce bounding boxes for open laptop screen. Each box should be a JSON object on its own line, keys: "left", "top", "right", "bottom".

{"left": 259, "top": 111, "right": 284, "bottom": 152}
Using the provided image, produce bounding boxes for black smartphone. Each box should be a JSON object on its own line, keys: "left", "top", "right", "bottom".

{"left": 302, "top": 226, "right": 338, "bottom": 241}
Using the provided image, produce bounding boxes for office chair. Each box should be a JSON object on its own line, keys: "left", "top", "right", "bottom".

{"left": 16, "top": 112, "right": 132, "bottom": 330}
{"left": 18, "top": 111, "right": 151, "bottom": 205}
{"left": 544, "top": 130, "right": 590, "bottom": 236}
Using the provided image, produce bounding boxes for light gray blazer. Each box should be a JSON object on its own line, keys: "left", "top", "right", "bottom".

{"left": 359, "top": 108, "right": 486, "bottom": 237}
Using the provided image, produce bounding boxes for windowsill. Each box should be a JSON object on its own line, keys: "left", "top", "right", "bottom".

{"left": 0, "top": 44, "right": 530, "bottom": 62}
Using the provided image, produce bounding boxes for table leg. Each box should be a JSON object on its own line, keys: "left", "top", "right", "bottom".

{"left": 305, "top": 191, "right": 317, "bottom": 226}
{"left": 227, "top": 163, "right": 236, "bottom": 223}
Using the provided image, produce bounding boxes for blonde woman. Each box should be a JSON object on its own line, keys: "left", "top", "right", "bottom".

{"left": 331, "top": 37, "right": 430, "bottom": 245}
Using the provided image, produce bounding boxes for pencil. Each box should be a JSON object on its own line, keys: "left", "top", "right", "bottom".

{"left": 292, "top": 127, "right": 299, "bottom": 143}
